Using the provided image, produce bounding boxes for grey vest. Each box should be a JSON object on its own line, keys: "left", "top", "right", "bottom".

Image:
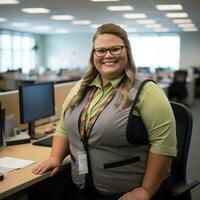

{"left": 64, "top": 78, "right": 153, "bottom": 194}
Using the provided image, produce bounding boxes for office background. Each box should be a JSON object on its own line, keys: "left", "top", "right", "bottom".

{"left": 41, "top": 32, "right": 200, "bottom": 70}
{"left": 0, "top": 0, "right": 200, "bottom": 199}
{"left": 0, "top": 0, "right": 200, "bottom": 73}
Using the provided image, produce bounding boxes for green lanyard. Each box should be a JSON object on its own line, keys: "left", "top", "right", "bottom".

{"left": 79, "top": 86, "right": 119, "bottom": 146}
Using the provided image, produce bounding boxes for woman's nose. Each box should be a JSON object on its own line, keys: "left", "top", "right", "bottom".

{"left": 104, "top": 50, "right": 114, "bottom": 57}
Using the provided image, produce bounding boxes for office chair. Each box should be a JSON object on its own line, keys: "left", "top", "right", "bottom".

{"left": 168, "top": 70, "right": 188, "bottom": 103}
{"left": 167, "top": 102, "right": 199, "bottom": 200}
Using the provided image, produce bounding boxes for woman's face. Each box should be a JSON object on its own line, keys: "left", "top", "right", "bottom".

{"left": 93, "top": 34, "right": 128, "bottom": 85}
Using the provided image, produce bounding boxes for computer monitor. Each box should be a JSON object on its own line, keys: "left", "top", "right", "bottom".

{"left": 19, "top": 82, "right": 55, "bottom": 139}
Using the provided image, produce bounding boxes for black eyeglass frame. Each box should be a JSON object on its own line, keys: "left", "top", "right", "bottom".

{"left": 93, "top": 45, "right": 124, "bottom": 57}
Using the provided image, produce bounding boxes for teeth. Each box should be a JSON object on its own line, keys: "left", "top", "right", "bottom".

{"left": 103, "top": 61, "right": 117, "bottom": 64}
{"left": 104, "top": 62, "right": 115, "bottom": 66}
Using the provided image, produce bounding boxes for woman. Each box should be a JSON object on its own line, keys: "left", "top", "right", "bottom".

{"left": 32, "top": 23, "right": 177, "bottom": 200}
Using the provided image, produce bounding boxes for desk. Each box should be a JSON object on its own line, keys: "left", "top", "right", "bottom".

{"left": 0, "top": 141, "right": 70, "bottom": 199}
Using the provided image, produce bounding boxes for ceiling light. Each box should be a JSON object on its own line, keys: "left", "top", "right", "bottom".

{"left": 136, "top": 19, "right": 156, "bottom": 24}
{"left": 145, "top": 24, "right": 162, "bottom": 28}
{"left": 0, "top": 0, "right": 19, "bottom": 4}
{"left": 123, "top": 13, "right": 147, "bottom": 19}
{"left": 72, "top": 20, "right": 91, "bottom": 25}
{"left": 34, "top": 26, "right": 50, "bottom": 30}
{"left": 91, "top": 0, "right": 120, "bottom": 2}
{"left": 178, "top": 23, "right": 195, "bottom": 28}
{"left": 0, "top": 17, "right": 7, "bottom": 22}
{"left": 154, "top": 28, "right": 169, "bottom": 32}
{"left": 12, "top": 22, "right": 29, "bottom": 27}
{"left": 182, "top": 27, "right": 198, "bottom": 32}
{"left": 55, "top": 29, "right": 70, "bottom": 33}
{"left": 22, "top": 8, "right": 50, "bottom": 14}
{"left": 107, "top": 5, "right": 134, "bottom": 11}
{"left": 51, "top": 15, "right": 74, "bottom": 20}
{"left": 172, "top": 19, "right": 192, "bottom": 24}
{"left": 156, "top": 4, "right": 183, "bottom": 10}
{"left": 166, "top": 13, "right": 188, "bottom": 18}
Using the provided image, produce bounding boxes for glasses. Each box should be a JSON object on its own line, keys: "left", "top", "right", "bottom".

{"left": 94, "top": 46, "right": 124, "bottom": 57}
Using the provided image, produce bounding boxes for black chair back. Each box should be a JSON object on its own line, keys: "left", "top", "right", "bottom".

{"left": 170, "top": 102, "right": 193, "bottom": 183}
{"left": 173, "top": 70, "right": 187, "bottom": 83}
{"left": 168, "top": 70, "right": 188, "bottom": 102}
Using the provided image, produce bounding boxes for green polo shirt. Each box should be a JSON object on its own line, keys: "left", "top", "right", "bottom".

{"left": 55, "top": 75, "right": 177, "bottom": 157}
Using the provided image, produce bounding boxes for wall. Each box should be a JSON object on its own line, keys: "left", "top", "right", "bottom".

{"left": 35, "top": 34, "right": 46, "bottom": 68}
{"left": 42, "top": 33, "right": 93, "bottom": 71}
{"left": 41, "top": 32, "right": 200, "bottom": 72}
{"left": 179, "top": 32, "right": 200, "bottom": 69}
{"left": 0, "top": 82, "right": 76, "bottom": 129}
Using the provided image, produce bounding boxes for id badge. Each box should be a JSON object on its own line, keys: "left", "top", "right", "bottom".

{"left": 77, "top": 151, "right": 88, "bottom": 174}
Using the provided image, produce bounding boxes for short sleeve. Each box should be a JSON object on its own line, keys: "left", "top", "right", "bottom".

{"left": 54, "top": 80, "right": 82, "bottom": 138}
{"left": 135, "top": 81, "right": 177, "bottom": 157}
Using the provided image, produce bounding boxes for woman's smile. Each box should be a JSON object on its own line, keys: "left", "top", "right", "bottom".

{"left": 102, "top": 60, "right": 119, "bottom": 66}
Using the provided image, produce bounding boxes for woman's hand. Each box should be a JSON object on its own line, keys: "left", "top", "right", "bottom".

{"left": 32, "top": 156, "right": 62, "bottom": 176}
{"left": 119, "top": 187, "right": 151, "bottom": 200}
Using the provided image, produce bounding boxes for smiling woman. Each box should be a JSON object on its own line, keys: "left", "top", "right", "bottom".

{"left": 32, "top": 23, "right": 177, "bottom": 200}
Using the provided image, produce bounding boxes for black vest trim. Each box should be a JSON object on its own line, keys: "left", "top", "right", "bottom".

{"left": 126, "top": 79, "right": 156, "bottom": 145}
{"left": 104, "top": 156, "right": 141, "bottom": 169}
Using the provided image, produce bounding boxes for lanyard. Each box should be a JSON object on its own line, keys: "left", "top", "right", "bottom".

{"left": 79, "top": 86, "right": 119, "bottom": 147}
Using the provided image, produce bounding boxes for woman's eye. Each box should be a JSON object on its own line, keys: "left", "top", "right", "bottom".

{"left": 97, "top": 49, "right": 105, "bottom": 54}
{"left": 111, "top": 47, "right": 120, "bottom": 52}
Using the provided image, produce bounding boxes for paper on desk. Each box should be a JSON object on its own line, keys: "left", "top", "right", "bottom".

{"left": 0, "top": 166, "right": 15, "bottom": 173}
{"left": 0, "top": 157, "right": 36, "bottom": 174}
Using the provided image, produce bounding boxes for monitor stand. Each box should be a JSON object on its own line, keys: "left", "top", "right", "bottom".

{"left": 28, "top": 121, "right": 45, "bottom": 140}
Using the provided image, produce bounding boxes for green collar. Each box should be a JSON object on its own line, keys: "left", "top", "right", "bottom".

{"left": 89, "top": 74, "right": 124, "bottom": 89}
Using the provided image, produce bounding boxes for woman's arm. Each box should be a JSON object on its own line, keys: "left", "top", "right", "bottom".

{"left": 142, "top": 152, "right": 172, "bottom": 196}
{"left": 120, "top": 82, "right": 176, "bottom": 200}
{"left": 119, "top": 153, "right": 172, "bottom": 200}
{"left": 32, "top": 136, "right": 69, "bottom": 176}
{"left": 51, "top": 135, "right": 70, "bottom": 160}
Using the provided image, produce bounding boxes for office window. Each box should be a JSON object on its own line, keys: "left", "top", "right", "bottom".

{"left": 13, "top": 34, "right": 22, "bottom": 68}
{"left": 129, "top": 35, "right": 180, "bottom": 71}
{"left": 0, "top": 31, "right": 36, "bottom": 73}
{"left": 0, "top": 33, "right": 12, "bottom": 70}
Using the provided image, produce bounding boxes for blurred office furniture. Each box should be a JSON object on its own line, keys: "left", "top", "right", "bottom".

{"left": 0, "top": 104, "right": 5, "bottom": 146}
{"left": 155, "top": 67, "right": 172, "bottom": 81}
{"left": 136, "top": 67, "right": 156, "bottom": 80}
{"left": 168, "top": 70, "right": 188, "bottom": 104}
{"left": 58, "top": 68, "right": 81, "bottom": 81}
{"left": 137, "top": 66, "right": 151, "bottom": 73}
{"left": 195, "top": 78, "right": 200, "bottom": 98}
{"left": 42, "top": 70, "right": 57, "bottom": 78}
{"left": 168, "top": 102, "right": 199, "bottom": 200}
{"left": 0, "top": 82, "right": 76, "bottom": 129}
{"left": 0, "top": 71, "right": 73, "bottom": 91}
{"left": 29, "top": 69, "right": 39, "bottom": 77}
{"left": 0, "top": 72, "right": 22, "bottom": 91}
{"left": 192, "top": 67, "right": 200, "bottom": 98}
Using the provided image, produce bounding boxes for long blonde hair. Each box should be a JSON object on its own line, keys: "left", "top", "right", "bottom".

{"left": 68, "top": 23, "right": 136, "bottom": 111}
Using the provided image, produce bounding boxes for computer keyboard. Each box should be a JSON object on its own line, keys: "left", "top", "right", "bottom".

{"left": 32, "top": 135, "right": 53, "bottom": 147}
